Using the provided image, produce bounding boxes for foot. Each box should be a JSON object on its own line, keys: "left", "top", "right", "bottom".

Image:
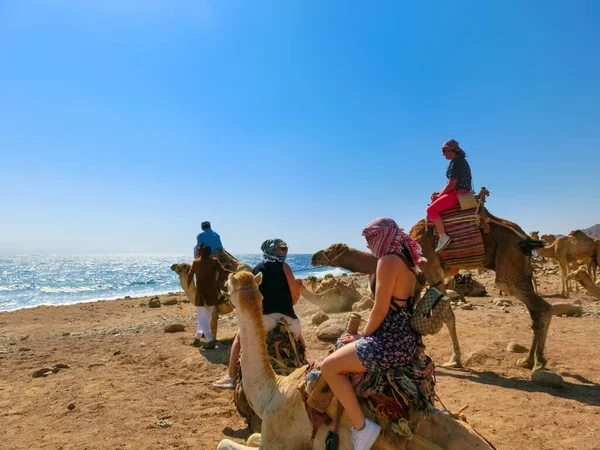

{"left": 435, "top": 234, "right": 452, "bottom": 252}
{"left": 351, "top": 418, "right": 381, "bottom": 450}
{"left": 441, "top": 358, "right": 463, "bottom": 369}
{"left": 213, "top": 375, "right": 235, "bottom": 389}
{"left": 203, "top": 340, "right": 216, "bottom": 350}
{"left": 517, "top": 357, "right": 535, "bottom": 370}
{"left": 192, "top": 338, "right": 202, "bottom": 347}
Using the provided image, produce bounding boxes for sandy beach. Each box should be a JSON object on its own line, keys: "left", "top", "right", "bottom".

{"left": 1, "top": 268, "right": 600, "bottom": 450}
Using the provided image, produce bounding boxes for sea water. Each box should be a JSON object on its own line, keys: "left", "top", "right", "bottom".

{"left": 0, "top": 253, "right": 347, "bottom": 312}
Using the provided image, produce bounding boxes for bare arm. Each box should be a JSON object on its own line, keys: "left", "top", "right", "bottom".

{"left": 439, "top": 178, "right": 457, "bottom": 195}
{"left": 362, "top": 256, "right": 397, "bottom": 337}
{"left": 283, "top": 263, "right": 300, "bottom": 304}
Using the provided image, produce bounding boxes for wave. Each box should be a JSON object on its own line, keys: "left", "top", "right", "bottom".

{"left": 296, "top": 267, "right": 349, "bottom": 279}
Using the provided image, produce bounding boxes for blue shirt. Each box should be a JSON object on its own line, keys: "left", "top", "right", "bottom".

{"left": 196, "top": 229, "right": 223, "bottom": 252}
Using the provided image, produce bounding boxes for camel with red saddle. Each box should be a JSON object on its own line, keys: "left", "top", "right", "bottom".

{"left": 217, "top": 271, "right": 494, "bottom": 450}
{"left": 312, "top": 188, "right": 555, "bottom": 380}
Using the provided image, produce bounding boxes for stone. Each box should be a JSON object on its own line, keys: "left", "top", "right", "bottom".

{"left": 316, "top": 317, "right": 347, "bottom": 341}
{"left": 459, "top": 303, "right": 474, "bottom": 310}
{"left": 148, "top": 298, "right": 162, "bottom": 308}
{"left": 164, "top": 323, "right": 186, "bottom": 333}
{"left": 20, "top": 335, "right": 30, "bottom": 341}
{"left": 506, "top": 342, "right": 528, "bottom": 353}
{"left": 532, "top": 370, "right": 563, "bottom": 388}
{"left": 551, "top": 303, "right": 582, "bottom": 317}
{"left": 62, "top": 332, "right": 71, "bottom": 337}
{"left": 302, "top": 308, "right": 321, "bottom": 317}
{"left": 18, "top": 347, "right": 31, "bottom": 352}
{"left": 161, "top": 298, "right": 178, "bottom": 306}
{"left": 352, "top": 297, "right": 374, "bottom": 312}
{"left": 54, "top": 363, "right": 70, "bottom": 369}
{"left": 155, "top": 419, "right": 172, "bottom": 428}
{"left": 113, "top": 350, "right": 122, "bottom": 356}
{"left": 494, "top": 298, "right": 513, "bottom": 307}
{"left": 67, "top": 402, "right": 76, "bottom": 410}
{"left": 32, "top": 368, "right": 53, "bottom": 378}
{"left": 311, "top": 311, "right": 329, "bottom": 326}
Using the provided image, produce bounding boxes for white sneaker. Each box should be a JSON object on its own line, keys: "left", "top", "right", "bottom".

{"left": 351, "top": 418, "right": 381, "bottom": 450}
{"left": 435, "top": 234, "right": 452, "bottom": 252}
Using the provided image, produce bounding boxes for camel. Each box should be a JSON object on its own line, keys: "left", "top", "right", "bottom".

{"left": 535, "top": 230, "right": 597, "bottom": 297}
{"left": 567, "top": 266, "right": 600, "bottom": 300}
{"left": 312, "top": 208, "right": 554, "bottom": 376}
{"left": 297, "top": 276, "right": 364, "bottom": 313}
{"left": 217, "top": 271, "right": 495, "bottom": 450}
{"left": 170, "top": 252, "right": 252, "bottom": 340}
{"left": 541, "top": 234, "right": 556, "bottom": 246}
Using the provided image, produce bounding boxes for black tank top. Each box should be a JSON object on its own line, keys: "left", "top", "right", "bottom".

{"left": 252, "top": 260, "right": 297, "bottom": 319}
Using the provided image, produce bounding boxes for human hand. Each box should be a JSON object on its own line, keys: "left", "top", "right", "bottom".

{"left": 430, "top": 192, "right": 440, "bottom": 202}
{"left": 339, "top": 333, "right": 362, "bottom": 343}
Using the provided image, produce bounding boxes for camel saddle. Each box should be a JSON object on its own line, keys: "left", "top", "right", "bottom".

{"left": 433, "top": 204, "right": 486, "bottom": 271}
{"left": 299, "top": 348, "right": 436, "bottom": 441}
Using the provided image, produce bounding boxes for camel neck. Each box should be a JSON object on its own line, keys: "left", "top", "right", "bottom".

{"left": 237, "top": 302, "right": 278, "bottom": 416}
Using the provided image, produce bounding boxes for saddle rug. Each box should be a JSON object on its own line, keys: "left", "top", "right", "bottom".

{"left": 302, "top": 349, "right": 436, "bottom": 438}
{"left": 434, "top": 205, "right": 485, "bottom": 270}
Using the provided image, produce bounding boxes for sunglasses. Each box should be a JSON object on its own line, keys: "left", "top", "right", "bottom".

{"left": 442, "top": 149, "right": 455, "bottom": 154}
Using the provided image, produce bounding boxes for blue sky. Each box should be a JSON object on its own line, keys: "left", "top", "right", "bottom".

{"left": 1, "top": 1, "right": 599, "bottom": 254}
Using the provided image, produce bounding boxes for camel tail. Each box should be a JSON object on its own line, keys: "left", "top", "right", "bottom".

{"left": 519, "top": 239, "right": 547, "bottom": 256}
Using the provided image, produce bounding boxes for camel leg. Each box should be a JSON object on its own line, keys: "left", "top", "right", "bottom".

{"left": 216, "top": 440, "right": 255, "bottom": 450}
{"left": 514, "top": 288, "right": 552, "bottom": 372}
{"left": 558, "top": 259, "right": 569, "bottom": 297}
{"left": 210, "top": 306, "right": 219, "bottom": 341}
{"left": 441, "top": 308, "right": 462, "bottom": 368}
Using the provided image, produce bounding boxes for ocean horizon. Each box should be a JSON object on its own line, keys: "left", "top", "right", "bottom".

{"left": 0, "top": 253, "right": 347, "bottom": 312}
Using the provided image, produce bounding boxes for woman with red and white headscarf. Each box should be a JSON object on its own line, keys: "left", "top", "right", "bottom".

{"left": 321, "top": 218, "right": 423, "bottom": 450}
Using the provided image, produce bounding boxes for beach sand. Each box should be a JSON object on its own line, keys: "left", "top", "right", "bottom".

{"left": 1, "top": 270, "right": 599, "bottom": 450}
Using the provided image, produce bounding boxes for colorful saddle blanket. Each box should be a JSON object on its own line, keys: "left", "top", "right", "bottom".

{"left": 434, "top": 205, "right": 485, "bottom": 270}
{"left": 302, "top": 350, "right": 436, "bottom": 435}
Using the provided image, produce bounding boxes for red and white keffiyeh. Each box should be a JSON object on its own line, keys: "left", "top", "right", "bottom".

{"left": 362, "top": 217, "right": 425, "bottom": 265}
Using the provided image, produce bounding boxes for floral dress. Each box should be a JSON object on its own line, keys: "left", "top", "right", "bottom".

{"left": 355, "top": 303, "right": 418, "bottom": 372}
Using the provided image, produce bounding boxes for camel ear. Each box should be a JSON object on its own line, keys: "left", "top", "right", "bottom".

{"left": 227, "top": 273, "right": 237, "bottom": 291}
{"left": 254, "top": 272, "right": 263, "bottom": 286}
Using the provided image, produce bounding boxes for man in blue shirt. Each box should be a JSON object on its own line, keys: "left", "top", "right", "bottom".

{"left": 194, "top": 221, "right": 223, "bottom": 258}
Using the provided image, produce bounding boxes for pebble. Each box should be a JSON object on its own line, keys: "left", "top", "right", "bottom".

{"left": 311, "top": 311, "right": 329, "bottom": 326}
{"left": 460, "top": 303, "right": 474, "bottom": 310}
{"left": 506, "top": 342, "right": 528, "bottom": 353}
{"left": 164, "top": 323, "right": 186, "bottom": 333}
{"left": 148, "top": 298, "right": 161, "bottom": 308}
{"left": 32, "top": 368, "right": 53, "bottom": 378}
{"left": 532, "top": 370, "right": 563, "bottom": 388}
{"left": 67, "top": 402, "right": 76, "bottom": 410}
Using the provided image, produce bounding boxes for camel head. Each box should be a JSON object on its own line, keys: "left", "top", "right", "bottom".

{"left": 311, "top": 243, "right": 350, "bottom": 267}
{"left": 541, "top": 234, "right": 556, "bottom": 245}
{"left": 530, "top": 231, "right": 540, "bottom": 240}
{"left": 227, "top": 271, "right": 263, "bottom": 314}
{"left": 170, "top": 263, "right": 191, "bottom": 275}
